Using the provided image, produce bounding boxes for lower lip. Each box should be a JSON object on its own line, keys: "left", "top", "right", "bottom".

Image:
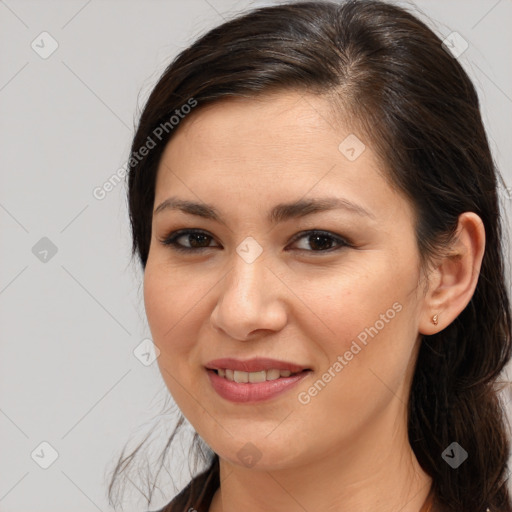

{"left": 206, "top": 369, "right": 311, "bottom": 403}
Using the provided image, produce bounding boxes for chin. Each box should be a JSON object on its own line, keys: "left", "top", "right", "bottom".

{"left": 209, "top": 434, "right": 307, "bottom": 472}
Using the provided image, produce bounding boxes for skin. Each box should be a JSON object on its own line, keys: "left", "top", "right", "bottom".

{"left": 143, "top": 90, "right": 485, "bottom": 512}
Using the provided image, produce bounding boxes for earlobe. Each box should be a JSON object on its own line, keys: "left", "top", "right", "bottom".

{"left": 418, "top": 212, "right": 486, "bottom": 335}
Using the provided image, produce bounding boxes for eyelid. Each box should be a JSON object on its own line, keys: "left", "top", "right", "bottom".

{"left": 158, "top": 228, "right": 353, "bottom": 253}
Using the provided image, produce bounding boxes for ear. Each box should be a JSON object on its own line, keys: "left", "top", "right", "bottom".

{"left": 418, "top": 212, "right": 486, "bottom": 335}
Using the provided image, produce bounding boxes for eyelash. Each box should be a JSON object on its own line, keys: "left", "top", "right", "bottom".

{"left": 158, "top": 228, "right": 352, "bottom": 254}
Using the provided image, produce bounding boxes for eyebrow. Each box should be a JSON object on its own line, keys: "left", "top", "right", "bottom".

{"left": 153, "top": 195, "right": 375, "bottom": 224}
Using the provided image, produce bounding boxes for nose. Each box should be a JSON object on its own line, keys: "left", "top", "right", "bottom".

{"left": 209, "top": 247, "right": 288, "bottom": 341}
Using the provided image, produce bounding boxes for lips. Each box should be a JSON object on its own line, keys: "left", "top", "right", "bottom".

{"left": 205, "top": 358, "right": 312, "bottom": 402}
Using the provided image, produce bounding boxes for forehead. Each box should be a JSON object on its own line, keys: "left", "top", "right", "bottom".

{"left": 166, "top": 91, "right": 341, "bottom": 161}
{"left": 154, "top": 91, "right": 412, "bottom": 225}
{"left": 158, "top": 92, "right": 364, "bottom": 181}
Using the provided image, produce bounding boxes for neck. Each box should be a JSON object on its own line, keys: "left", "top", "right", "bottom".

{"left": 209, "top": 407, "right": 432, "bottom": 512}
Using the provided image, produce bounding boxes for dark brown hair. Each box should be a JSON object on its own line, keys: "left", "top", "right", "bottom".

{"left": 107, "top": 1, "right": 512, "bottom": 511}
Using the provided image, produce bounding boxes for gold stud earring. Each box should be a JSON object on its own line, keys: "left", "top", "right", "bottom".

{"left": 432, "top": 314, "right": 439, "bottom": 326}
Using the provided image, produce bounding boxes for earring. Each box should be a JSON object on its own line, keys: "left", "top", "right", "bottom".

{"left": 432, "top": 314, "right": 439, "bottom": 326}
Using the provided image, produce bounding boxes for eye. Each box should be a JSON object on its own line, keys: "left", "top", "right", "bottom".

{"left": 287, "top": 230, "right": 351, "bottom": 253}
{"left": 158, "top": 229, "right": 352, "bottom": 254}
{"left": 159, "top": 229, "right": 219, "bottom": 253}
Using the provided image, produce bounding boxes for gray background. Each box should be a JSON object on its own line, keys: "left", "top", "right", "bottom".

{"left": 1, "top": 0, "right": 511, "bottom": 511}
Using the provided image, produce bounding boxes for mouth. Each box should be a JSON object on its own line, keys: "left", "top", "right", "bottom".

{"left": 204, "top": 358, "right": 312, "bottom": 403}
{"left": 210, "top": 367, "right": 309, "bottom": 383}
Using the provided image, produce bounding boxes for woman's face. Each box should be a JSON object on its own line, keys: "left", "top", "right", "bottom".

{"left": 144, "top": 91, "right": 428, "bottom": 470}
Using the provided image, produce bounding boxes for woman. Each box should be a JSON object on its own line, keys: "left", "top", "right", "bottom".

{"left": 108, "top": 1, "right": 512, "bottom": 511}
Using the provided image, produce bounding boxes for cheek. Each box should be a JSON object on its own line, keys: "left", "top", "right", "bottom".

{"left": 300, "top": 261, "right": 407, "bottom": 348}
{"left": 143, "top": 259, "right": 221, "bottom": 388}
{"left": 143, "top": 264, "right": 201, "bottom": 408}
{"left": 299, "top": 260, "right": 418, "bottom": 392}
{"left": 143, "top": 263, "right": 196, "bottom": 356}
{"left": 143, "top": 265, "right": 171, "bottom": 343}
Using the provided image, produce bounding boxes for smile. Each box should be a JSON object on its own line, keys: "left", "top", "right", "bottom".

{"left": 214, "top": 368, "right": 301, "bottom": 382}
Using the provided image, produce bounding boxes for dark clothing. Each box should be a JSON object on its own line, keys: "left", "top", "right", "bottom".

{"left": 149, "top": 456, "right": 219, "bottom": 512}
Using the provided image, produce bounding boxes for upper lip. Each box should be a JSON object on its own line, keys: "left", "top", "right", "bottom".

{"left": 205, "top": 357, "right": 310, "bottom": 373}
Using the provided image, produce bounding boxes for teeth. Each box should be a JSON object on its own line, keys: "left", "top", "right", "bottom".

{"left": 216, "top": 368, "right": 300, "bottom": 382}
{"left": 266, "top": 368, "right": 281, "bottom": 380}
{"left": 248, "top": 370, "right": 266, "bottom": 383}
{"left": 234, "top": 370, "right": 249, "bottom": 383}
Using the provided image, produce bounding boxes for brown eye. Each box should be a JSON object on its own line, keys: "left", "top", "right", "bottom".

{"left": 159, "top": 229, "right": 351, "bottom": 254}
{"left": 288, "top": 230, "right": 350, "bottom": 253}
{"left": 160, "top": 229, "right": 219, "bottom": 252}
